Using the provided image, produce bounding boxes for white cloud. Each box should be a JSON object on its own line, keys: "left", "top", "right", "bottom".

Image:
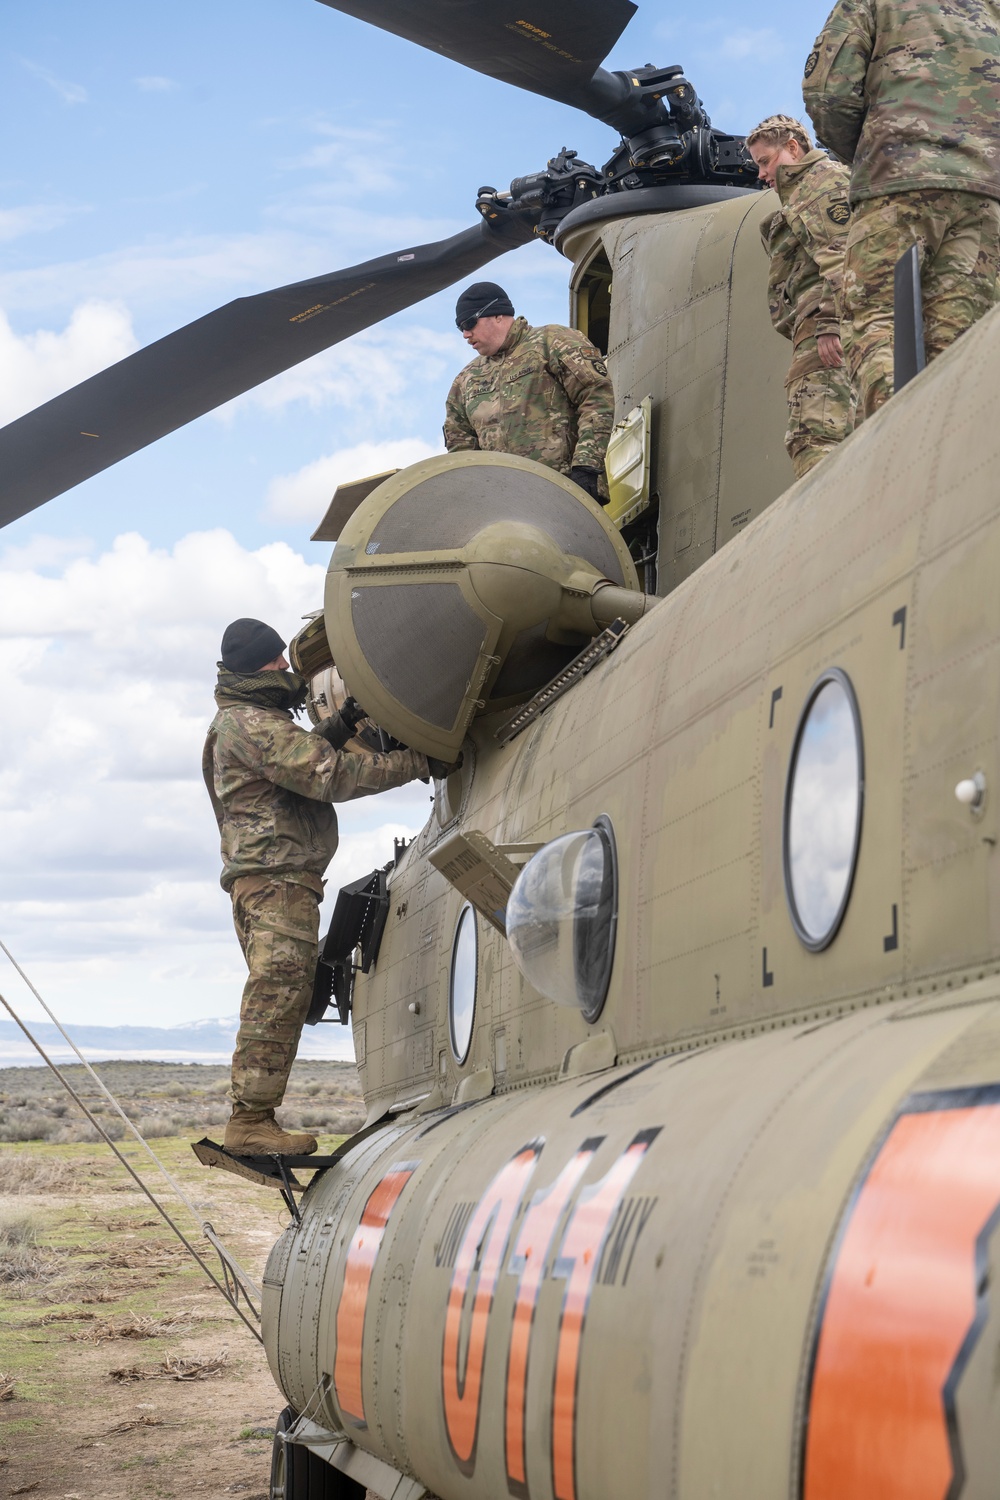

{"left": 20, "top": 58, "right": 88, "bottom": 105}
{"left": 717, "top": 28, "right": 785, "bottom": 62}
{"left": 0, "top": 300, "right": 138, "bottom": 424}
{"left": 265, "top": 438, "right": 444, "bottom": 523}
{"left": 0, "top": 214, "right": 481, "bottom": 321}
{"left": 135, "top": 75, "right": 179, "bottom": 92}
{"left": 0, "top": 203, "right": 88, "bottom": 244}
{"left": 0, "top": 529, "right": 430, "bottom": 1027}
{"left": 0, "top": 231, "right": 319, "bottom": 321}
{"left": 221, "top": 325, "right": 457, "bottom": 423}
{"left": 650, "top": 18, "right": 787, "bottom": 67}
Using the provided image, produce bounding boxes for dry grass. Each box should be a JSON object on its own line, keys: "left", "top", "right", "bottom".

{"left": 69, "top": 1313, "right": 193, "bottom": 1344}
{"left": 0, "top": 1059, "right": 363, "bottom": 1144}
{"left": 0, "top": 1151, "right": 98, "bottom": 1195}
{"left": 103, "top": 1415, "right": 176, "bottom": 1435}
{"left": 0, "top": 1371, "right": 15, "bottom": 1402}
{"left": 0, "top": 1209, "right": 40, "bottom": 1247}
{"left": 0, "top": 1211, "right": 56, "bottom": 1287}
{"left": 109, "top": 1349, "right": 230, "bottom": 1382}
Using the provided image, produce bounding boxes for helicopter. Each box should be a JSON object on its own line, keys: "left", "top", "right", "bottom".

{"left": 6, "top": 3, "right": 1000, "bottom": 1500}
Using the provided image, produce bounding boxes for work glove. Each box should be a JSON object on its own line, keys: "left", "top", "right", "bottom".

{"left": 569, "top": 466, "right": 603, "bottom": 503}
{"left": 425, "top": 751, "right": 464, "bottom": 782}
{"left": 314, "top": 696, "right": 365, "bottom": 751}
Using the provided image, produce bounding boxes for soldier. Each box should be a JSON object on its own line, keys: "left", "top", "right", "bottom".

{"left": 204, "top": 617, "right": 435, "bottom": 1156}
{"left": 803, "top": 0, "right": 1000, "bottom": 421}
{"left": 443, "top": 281, "right": 615, "bottom": 503}
{"left": 747, "top": 114, "right": 854, "bottom": 478}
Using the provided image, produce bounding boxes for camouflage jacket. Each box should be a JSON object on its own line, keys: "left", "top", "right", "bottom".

{"left": 203, "top": 702, "right": 427, "bottom": 892}
{"left": 760, "top": 151, "right": 852, "bottom": 347}
{"left": 443, "top": 317, "right": 615, "bottom": 475}
{"left": 803, "top": 0, "right": 1000, "bottom": 203}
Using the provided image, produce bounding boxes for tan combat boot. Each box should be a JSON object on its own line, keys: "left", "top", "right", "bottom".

{"left": 224, "top": 1108, "right": 318, "bottom": 1156}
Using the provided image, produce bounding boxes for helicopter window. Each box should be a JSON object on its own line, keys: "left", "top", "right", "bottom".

{"left": 505, "top": 816, "right": 617, "bottom": 1022}
{"left": 449, "top": 904, "right": 478, "bottom": 1063}
{"left": 784, "top": 670, "right": 864, "bottom": 952}
{"left": 574, "top": 248, "right": 613, "bottom": 356}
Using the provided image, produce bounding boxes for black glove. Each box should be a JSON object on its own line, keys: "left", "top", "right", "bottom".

{"left": 570, "top": 466, "right": 602, "bottom": 503}
{"left": 314, "top": 696, "right": 365, "bottom": 751}
{"left": 426, "top": 751, "right": 464, "bottom": 781}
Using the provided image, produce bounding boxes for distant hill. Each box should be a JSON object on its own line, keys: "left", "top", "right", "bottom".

{"left": 0, "top": 1015, "right": 355, "bottom": 1066}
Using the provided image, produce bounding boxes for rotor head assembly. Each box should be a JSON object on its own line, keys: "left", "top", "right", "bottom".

{"left": 323, "top": 452, "right": 644, "bottom": 760}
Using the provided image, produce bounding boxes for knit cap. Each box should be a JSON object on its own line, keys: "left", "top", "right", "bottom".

{"left": 220, "top": 618, "right": 286, "bottom": 674}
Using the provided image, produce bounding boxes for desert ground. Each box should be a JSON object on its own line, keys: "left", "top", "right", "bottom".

{"left": 0, "top": 1060, "right": 362, "bottom": 1500}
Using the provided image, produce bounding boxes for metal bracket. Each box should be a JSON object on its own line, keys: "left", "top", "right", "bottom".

{"left": 894, "top": 243, "right": 926, "bottom": 392}
{"left": 495, "top": 618, "right": 631, "bottom": 744}
{"left": 201, "top": 1221, "right": 262, "bottom": 1318}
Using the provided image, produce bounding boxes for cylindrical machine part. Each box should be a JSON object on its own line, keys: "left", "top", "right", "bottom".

{"left": 261, "top": 995, "right": 998, "bottom": 1500}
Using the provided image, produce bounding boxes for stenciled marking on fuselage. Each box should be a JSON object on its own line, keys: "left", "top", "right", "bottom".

{"left": 440, "top": 1128, "right": 661, "bottom": 1497}
{"left": 597, "top": 1194, "right": 659, "bottom": 1287}
{"left": 331, "top": 1160, "right": 418, "bottom": 1429}
{"left": 802, "top": 1086, "right": 1000, "bottom": 1500}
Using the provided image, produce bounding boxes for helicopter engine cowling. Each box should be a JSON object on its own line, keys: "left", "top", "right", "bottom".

{"left": 323, "top": 451, "right": 644, "bottom": 761}
{"left": 262, "top": 999, "right": 1000, "bottom": 1500}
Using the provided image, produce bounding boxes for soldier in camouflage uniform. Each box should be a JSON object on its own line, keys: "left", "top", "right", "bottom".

{"left": 803, "top": 0, "right": 1000, "bottom": 421}
{"left": 204, "top": 618, "right": 430, "bottom": 1156}
{"left": 443, "top": 281, "right": 615, "bottom": 503}
{"left": 747, "top": 115, "right": 854, "bottom": 478}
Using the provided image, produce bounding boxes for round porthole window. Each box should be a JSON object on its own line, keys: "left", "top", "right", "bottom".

{"left": 506, "top": 815, "right": 618, "bottom": 1022}
{"left": 449, "top": 904, "right": 478, "bottom": 1062}
{"left": 783, "top": 669, "right": 864, "bottom": 951}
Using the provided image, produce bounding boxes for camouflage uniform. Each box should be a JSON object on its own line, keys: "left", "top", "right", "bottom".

{"left": 204, "top": 693, "right": 427, "bottom": 1111}
{"left": 760, "top": 149, "right": 854, "bottom": 477}
{"left": 443, "top": 316, "right": 615, "bottom": 493}
{"left": 803, "top": 0, "right": 1000, "bottom": 420}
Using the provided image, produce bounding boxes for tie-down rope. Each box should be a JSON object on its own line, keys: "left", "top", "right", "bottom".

{"left": 0, "top": 939, "right": 264, "bottom": 1342}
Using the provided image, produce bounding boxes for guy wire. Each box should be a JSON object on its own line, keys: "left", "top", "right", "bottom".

{"left": 0, "top": 937, "right": 262, "bottom": 1305}
{"left": 0, "top": 980, "right": 263, "bottom": 1343}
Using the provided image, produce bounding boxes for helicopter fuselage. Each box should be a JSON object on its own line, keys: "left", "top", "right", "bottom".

{"left": 263, "top": 285, "right": 1000, "bottom": 1499}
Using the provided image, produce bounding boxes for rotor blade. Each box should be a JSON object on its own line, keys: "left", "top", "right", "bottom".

{"left": 316, "top": 0, "right": 637, "bottom": 110}
{"left": 0, "top": 218, "right": 529, "bottom": 528}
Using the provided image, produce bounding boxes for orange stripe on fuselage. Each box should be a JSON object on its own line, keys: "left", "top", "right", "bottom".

{"left": 551, "top": 1131, "right": 658, "bottom": 1500}
{"left": 443, "top": 1145, "right": 541, "bottom": 1472}
{"left": 333, "top": 1165, "right": 415, "bottom": 1427}
{"left": 804, "top": 1102, "right": 1000, "bottom": 1500}
{"left": 505, "top": 1145, "right": 599, "bottom": 1494}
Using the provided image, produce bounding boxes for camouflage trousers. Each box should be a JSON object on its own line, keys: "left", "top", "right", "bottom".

{"left": 229, "top": 876, "right": 320, "bottom": 1112}
{"left": 785, "top": 335, "right": 854, "bottom": 479}
{"left": 841, "top": 190, "right": 1000, "bottom": 422}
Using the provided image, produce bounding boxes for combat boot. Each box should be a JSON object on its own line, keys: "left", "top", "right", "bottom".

{"left": 224, "top": 1107, "right": 318, "bottom": 1156}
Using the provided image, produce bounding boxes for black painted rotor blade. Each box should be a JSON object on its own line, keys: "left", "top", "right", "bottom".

{"left": 316, "top": 0, "right": 637, "bottom": 111}
{"left": 0, "top": 218, "right": 529, "bottom": 528}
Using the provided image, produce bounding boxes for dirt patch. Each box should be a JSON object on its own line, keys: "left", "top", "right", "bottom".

{"left": 0, "top": 1130, "right": 341, "bottom": 1499}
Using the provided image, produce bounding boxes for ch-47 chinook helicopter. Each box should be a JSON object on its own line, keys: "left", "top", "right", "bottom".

{"left": 5, "top": 2, "right": 1000, "bottom": 1499}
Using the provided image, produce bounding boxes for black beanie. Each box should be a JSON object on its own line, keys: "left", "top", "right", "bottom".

{"left": 455, "top": 281, "right": 515, "bottom": 327}
{"left": 220, "top": 618, "right": 286, "bottom": 674}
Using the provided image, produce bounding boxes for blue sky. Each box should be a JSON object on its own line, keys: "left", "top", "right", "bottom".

{"left": 0, "top": 0, "right": 831, "bottom": 1039}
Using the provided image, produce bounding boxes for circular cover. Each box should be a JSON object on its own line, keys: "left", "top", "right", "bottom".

{"left": 324, "top": 452, "right": 639, "bottom": 760}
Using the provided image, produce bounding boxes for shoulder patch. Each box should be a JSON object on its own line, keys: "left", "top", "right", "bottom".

{"left": 804, "top": 49, "right": 819, "bottom": 78}
{"left": 827, "top": 200, "right": 851, "bottom": 225}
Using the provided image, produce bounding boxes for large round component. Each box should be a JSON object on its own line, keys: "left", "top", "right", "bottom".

{"left": 506, "top": 817, "right": 618, "bottom": 1021}
{"left": 324, "top": 452, "right": 639, "bottom": 760}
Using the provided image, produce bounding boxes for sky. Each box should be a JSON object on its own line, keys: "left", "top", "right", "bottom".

{"left": 0, "top": 0, "right": 833, "bottom": 1046}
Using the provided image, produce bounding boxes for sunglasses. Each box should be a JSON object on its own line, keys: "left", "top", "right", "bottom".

{"left": 455, "top": 297, "right": 505, "bottom": 331}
